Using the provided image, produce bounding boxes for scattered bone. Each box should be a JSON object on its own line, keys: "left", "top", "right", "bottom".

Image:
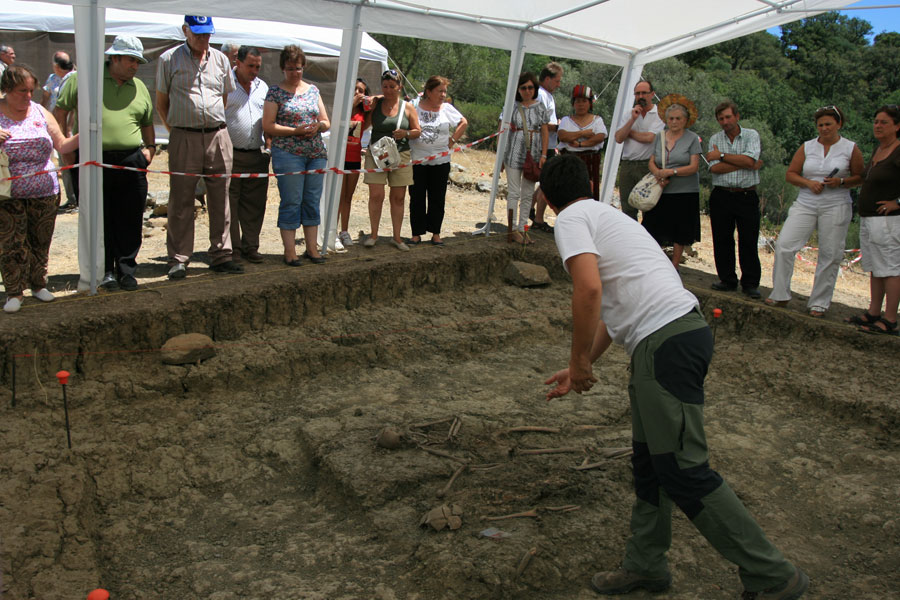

{"left": 375, "top": 427, "right": 404, "bottom": 449}
{"left": 411, "top": 416, "right": 456, "bottom": 429}
{"left": 418, "top": 445, "right": 469, "bottom": 464}
{"left": 436, "top": 465, "right": 467, "bottom": 498}
{"left": 448, "top": 417, "right": 462, "bottom": 439}
{"left": 517, "top": 447, "right": 583, "bottom": 455}
{"left": 543, "top": 505, "right": 580, "bottom": 512}
{"left": 484, "top": 508, "right": 539, "bottom": 521}
{"left": 515, "top": 547, "right": 538, "bottom": 578}
{"left": 505, "top": 426, "right": 561, "bottom": 434}
{"left": 420, "top": 503, "right": 464, "bottom": 531}
{"left": 469, "top": 462, "right": 503, "bottom": 471}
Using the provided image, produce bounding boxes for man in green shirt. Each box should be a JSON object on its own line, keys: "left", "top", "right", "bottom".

{"left": 55, "top": 35, "right": 156, "bottom": 291}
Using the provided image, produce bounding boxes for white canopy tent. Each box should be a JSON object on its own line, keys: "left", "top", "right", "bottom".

{"left": 20, "top": 0, "right": 852, "bottom": 292}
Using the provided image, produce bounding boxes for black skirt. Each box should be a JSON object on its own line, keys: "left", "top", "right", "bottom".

{"left": 641, "top": 191, "right": 701, "bottom": 246}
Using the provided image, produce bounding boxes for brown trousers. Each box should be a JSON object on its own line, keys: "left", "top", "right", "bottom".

{"left": 0, "top": 194, "right": 59, "bottom": 296}
{"left": 228, "top": 149, "right": 271, "bottom": 254}
{"left": 166, "top": 127, "right": 233, "bottom": 266}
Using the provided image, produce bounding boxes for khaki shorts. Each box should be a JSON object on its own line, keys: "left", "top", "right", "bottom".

{"left": 363, "top": 148, "right": 414, "bottom": 187}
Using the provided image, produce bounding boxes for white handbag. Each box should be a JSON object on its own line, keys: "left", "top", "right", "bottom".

{"left": 370, "top": 100, "right": 406, "bottom": 170}
{"left": 0, "top": 149, "right": 11, "bottom": 200}
{"left": 628, "top": 135, "right": 666, "bottom": 212}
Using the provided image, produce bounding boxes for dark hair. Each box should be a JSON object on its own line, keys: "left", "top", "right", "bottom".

{"left": 814, "top": 105, "right": 843, "bottom": 125}
{"left": 875, "top": 105, "right": 900, "bottom": 138}
{"left": 0, "top": 63, "right": 37, "bottom": 94}
{"left": 53, "top": 52, "right": 74, "bottom": 72}
{"left": 539, "top": 61, "right": 562, "bottom": 83}
{"left": 423, "top": 75, "right": 450, "bottom": 97}
{"left": 237, "top": 46, "right": 260, "bottom": 62}
{"left": 515, "top": 72, "right": 539, "bottom": 102}
{"left": 539, "top": 154, "right": 593, "bottom": 210}
{"left": 714, "top": 101, "right": 739, "bottom": 118}
{"left": 356, "top": 78, "right": 370, "bottom": 95}
{"left": 634, "top": 79, "right": 653, "bottom": 93}
{"left": 279, "top": 45, "right": 306, "bottom": 70}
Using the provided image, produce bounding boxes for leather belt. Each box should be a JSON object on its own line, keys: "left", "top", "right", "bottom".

{"left": 233, "top": 147, "right": 261, "bottom": 152}
{"left": 715, "top": 185, "right": 756, "bottom": 193}
{"left": 175, "top": 124, "right": 226, "bottom": 133}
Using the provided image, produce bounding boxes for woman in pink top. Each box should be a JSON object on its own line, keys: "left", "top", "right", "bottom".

{"left": 0, "top": 64, "right": 79, "bottom": 313}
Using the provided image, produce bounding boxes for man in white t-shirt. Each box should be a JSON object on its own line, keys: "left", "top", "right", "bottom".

{"left": 531, "top": 61, "right": 563, "bottom": 232}
{"left": 614, "top": 79, "right": 665, "bottom": 220}
{"left": 540, "top": 154, "right": 808, "bottom": 600}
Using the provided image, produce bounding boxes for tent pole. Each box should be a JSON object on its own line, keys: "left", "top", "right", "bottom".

{"left": 73, "top": 2, "right": 105, "bottom": 295}
{"left": 474, "top": 30, "right": 526, "bottom": 236}
{"left": 598, "top": 59, "right": 643, "bottom": 206}
{"left": 320, "top": 4, "right": 363, "bottom": 255}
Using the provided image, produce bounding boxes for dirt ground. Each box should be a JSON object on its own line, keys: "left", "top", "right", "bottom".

{"left": 0, "top": 149, "right": 898, "bottom": 600}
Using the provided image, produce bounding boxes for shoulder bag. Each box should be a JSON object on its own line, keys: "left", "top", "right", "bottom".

{"left": 370, "top": 99, "right": 406, "bottom": 170}
{"left": 0, "top": 149, "right": 11, "bottom": 200}
{"left": 519, "top": 105, "right": 542, "bottom": 182}
{"left": 628, "top": 135, "right": 666, "bottom": 212}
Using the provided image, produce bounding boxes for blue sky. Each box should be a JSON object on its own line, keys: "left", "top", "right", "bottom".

{"left": 767, "top": 0, "right": 900, "bottom": 39}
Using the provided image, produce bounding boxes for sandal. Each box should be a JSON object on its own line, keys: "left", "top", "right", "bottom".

{"left": 764, "top": 298, "right": 788, "bottom": 307}
{"left": 809, "top": 307, "right": 826, "bottom": 318}
{"left": 844, "top": 312, "right": 880, "bottom": 326}
{"left": 859, "top": 317, "right": 899, "bottom": 336}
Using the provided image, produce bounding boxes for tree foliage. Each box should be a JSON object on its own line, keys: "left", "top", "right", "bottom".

{"left": 373, "top": 11, "right": 896, "bottom": 229}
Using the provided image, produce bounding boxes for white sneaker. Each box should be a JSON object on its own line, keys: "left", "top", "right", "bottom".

{"left": 333, "top": 237, "right": 348, "bottom": 254}
{"left": 338, "top": 231, "right": 354, "bottom": 247}
{"left": 3, "top": 297, "right": 22, "bottom": 313}
{"left": 33, "top": 288, "right": 56, "bottom": 302}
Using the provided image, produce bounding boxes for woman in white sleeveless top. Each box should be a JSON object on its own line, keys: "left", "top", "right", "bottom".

{"left": 766, "top": 106, "right": 864, "bottom": 317}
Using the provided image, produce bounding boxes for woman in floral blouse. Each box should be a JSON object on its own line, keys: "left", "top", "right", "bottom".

{"left": 263, "top": 45, "right": 330, "bottom": 266}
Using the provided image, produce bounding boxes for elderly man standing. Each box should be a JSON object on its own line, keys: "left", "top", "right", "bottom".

{"left": 55, "top": 35, "right": 156, "bottom": 291}
{"left": 531, "top": 61, "right": 563, "bottom": 232}
{"left": 43, "top": 51, "right": 78, "bottom": 211}
{"left": 614, "top": 79, "right": 665, "bottom": 220}
{"left": 705, "top": 101, "right": 763, "bottom": 299}
{"left": 0, "top": 44, "right": 14, "bottom": 78}
{"left": 157, "top": 15, "right": 241, "bottom": 279}
{"left": 225, "top": 46, "right": 270, "bottom": 264}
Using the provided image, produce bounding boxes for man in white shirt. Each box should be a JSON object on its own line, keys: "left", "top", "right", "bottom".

{"left": 0, "top": 45, "right": 15, "bottom": 78}
{"left": 541, "top": 154, "right": 808, "bottom": 600}
{"left": 225, "top": 46, "right": 270, "bottom": 264}
{"left": 614, "top": 79, "right": 665, "bottom": 220}
{"left": 531, "top": 61, "right": 563, "bottom": 232}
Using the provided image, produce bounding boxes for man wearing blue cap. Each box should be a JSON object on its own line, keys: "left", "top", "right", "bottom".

{"left": 55, "top": 35, "right": 156, "bottom": 291}
{"left": 156, "top": 16, "right": 240, "bottom": 279}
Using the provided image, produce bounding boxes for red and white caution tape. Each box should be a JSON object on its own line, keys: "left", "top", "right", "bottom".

{"left": 1, "top": 129, "right": 506, "bottom": 182}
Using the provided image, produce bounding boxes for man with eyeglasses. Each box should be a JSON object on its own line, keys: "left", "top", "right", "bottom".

{"left": 157, "top": 15, "right": 241, "bottom": 279}
{"left": 614, "top": 79, "right": 665, "bottom": 220}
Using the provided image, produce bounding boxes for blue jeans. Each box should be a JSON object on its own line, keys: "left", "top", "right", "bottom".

{"left": 272, "top": 147, "right": 326, "bottom": 229}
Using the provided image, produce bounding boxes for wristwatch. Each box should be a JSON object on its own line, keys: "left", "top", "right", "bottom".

{"left": 673, "top": 169, "right": 679, "bottom": 176}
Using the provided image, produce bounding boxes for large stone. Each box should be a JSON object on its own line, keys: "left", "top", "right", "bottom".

{"left": 161, "top": 333, "right": 216, "bottom": 365}
{"left": 503, "top": 261, "right": 551, "bottom": 288}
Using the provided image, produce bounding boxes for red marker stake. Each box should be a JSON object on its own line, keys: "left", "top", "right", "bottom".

{"left": 712, "top": 308, "right": 723, "bottom": 345}
{"left": 87, "top": 589, "right": 110, "bottom": 600}
{"left": 56, "top": 370, "right": 72, "bottom": 450}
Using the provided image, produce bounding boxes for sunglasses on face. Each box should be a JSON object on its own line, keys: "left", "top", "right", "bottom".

{"left": 519, "top": 85, "right": 535, "bottom": 90}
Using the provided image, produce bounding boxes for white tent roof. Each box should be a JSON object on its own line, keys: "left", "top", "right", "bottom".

{"left": 32, "top": 0, "right": 850, "bottom": 66}
{"left": 1, "top": 0, "right": 388, "bottom": 64}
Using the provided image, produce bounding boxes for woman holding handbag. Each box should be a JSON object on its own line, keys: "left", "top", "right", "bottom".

{"left": 643, "top": 94, "right": 702, "bottom": 271}
{"left": 362, "top": 69, "right": 421, "bottom": 251}
{"left": 502, "top": 72, "right": 549, "bottom": 244}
